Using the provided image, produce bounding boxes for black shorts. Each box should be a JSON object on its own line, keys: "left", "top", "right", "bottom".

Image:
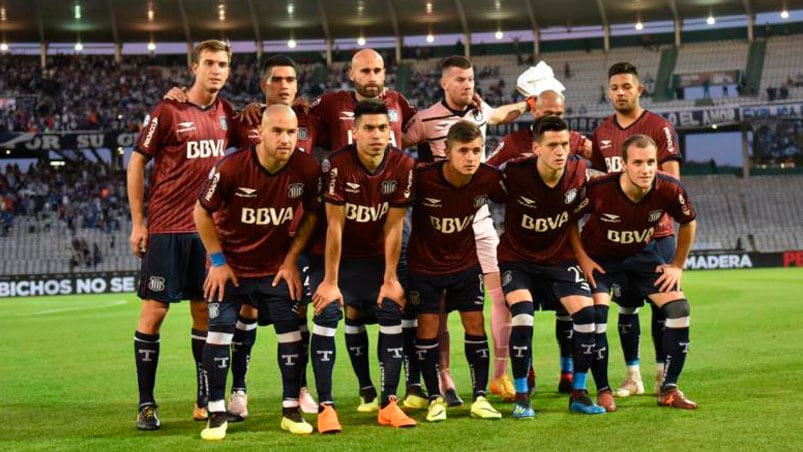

{"left": 308, "top": 255, "right": 385, "bottom": 324}
{"left": 137, "top": 233, "right": 206, "bottom": 303}
{"left": 297, "top": 252, "right": 313, "bottom": 305}
{"left": 208, "top": 276, "right": 297, "bottom": 329}
{"left": 500, "top": 261, "right": 592, "bottom": 311}
{"left": 407, "top": 265, "right": 484, "bottom": 315}
{"left": 592, "top": 240, "right": 674, "bottom": 300}
{"left": 611, "top": 236, "right": 676, "bottom": 308}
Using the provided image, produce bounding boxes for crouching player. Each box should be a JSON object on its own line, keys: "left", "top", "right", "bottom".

{"left": 194, "top": 105, "right": 321, "bottom": 440}
{"left": 498, "top": 116, "right": 606, "bottom": 418}
{"left": 409, "top": 121, "right": 506, "bottom": 422}
{"left": 570, "top": 134, "right": 698, "bottom": 410}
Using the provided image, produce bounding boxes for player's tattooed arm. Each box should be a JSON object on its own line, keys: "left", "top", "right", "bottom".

{"left": 569, "top": 222, "right": 605, "bottom": 289}
{"left": 488, "top": 101, "right": 529, "bottom": 125}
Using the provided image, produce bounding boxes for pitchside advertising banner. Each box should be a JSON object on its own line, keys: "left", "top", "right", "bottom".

{"left": 684, "top": 250, "right": 803, "bottom": 270}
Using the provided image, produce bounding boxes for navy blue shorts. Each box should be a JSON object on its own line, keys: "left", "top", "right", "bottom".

{"left": 208, "top": 276, "right": 297, "bottom": 329}
{"left": 500, "top": 261, "right": 592, "bottom": 311}
{"left": 137, "top": 233, "right": 206, "bottom": 303}
{"left": 297, "top": 252, "right": 313, "bottom": 305}
{"left": 610, "top": 235, "right": 676, "bottom": 307}
{"left": 592, "top": 239, "right": 676, "bottom": 300}
{"left": 309, "top": 255, "right": 385, "bottom": 324}
{"left": 407, "top": 265, "right": 484, "bottom": 315}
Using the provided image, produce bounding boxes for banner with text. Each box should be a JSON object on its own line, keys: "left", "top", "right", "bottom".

{"left": 0, "top": 271, "right": 139, "bottom": 298}
{"left": 684, "top": 250, "right": 803, "bottom": 270}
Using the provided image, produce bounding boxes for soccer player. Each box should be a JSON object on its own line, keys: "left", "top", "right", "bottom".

{"left": 409, "top": 120, "right": 505, "bottom": 422}
{"left": 570, "top": 134, "right": 698, "bottom": 410}
{"left": 402, "top": 55, "right": 528, "bottom": 405}
{"left": 194, "top": 104, "right": 320, "bottom": 440}
{"left": 591, "top": 62, "right": 682, "bottom": 401}
{"left": 311, "top": 100, "right": 416, "bottom": 428}
{"left": 127, "top": 39, "right": 247, "bottom": 430}
{"left": 487, "top": 89, "right": 591, "bottom": 394}
{"left": 498, "top": 116, "right": 605, "bottom": 418}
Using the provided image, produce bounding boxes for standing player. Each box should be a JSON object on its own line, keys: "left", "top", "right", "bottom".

{"left": 591, "top": 62, "right": 682, "bottom": 401}
{"left": 487, "top": 89, "right": 592, "bottom": 395}
{"left": 571, "top": 134, "right": 698, "bottom": 410}
{"left": 311, "top": 100, "right": 416, "bottom": 429}
{"left": 498, "top": 116, "right": 605, "bottom": 418}
{"left": 402, "top": 55, "right": 528, "bottom": 405}
{"left": 127, "top": 40, "right": 247, "bottom": 430}
{"left": 194, "top": 104, "right": 320, "bottom": 440}
{"left": 409, "top": 121, "right": 505, "bottom": 422}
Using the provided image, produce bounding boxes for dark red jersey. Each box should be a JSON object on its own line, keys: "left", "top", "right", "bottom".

{"left": 134, "top": 98, "right": 248, "bottom": 234}
{"left": 198, "top": 148, "right": 321, "bottom": 277}
{"left": 408, "top": 162, "right": 506, "bottom": 275}
{"left": 312, "top": 144, "right": 414, "bottom": 258}
{"left": 591, "top": 110, "right": 681, "bottom": 238}
{"left": 308, "top": 90, "right": 416, "bottom": 151}
{"left": 578, "top": 172, "right": 696, "bottom": 260}
{"left": 498, "top": 155, "right": 589, "bottom": 265}
{"left": 487, "top": 125, "right": 587, "bottom": 168}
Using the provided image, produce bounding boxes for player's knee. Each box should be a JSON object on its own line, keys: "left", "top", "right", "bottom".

{"left": 572, "top": 305, "right": 595, "bottom": 326}
{"left": 594, "top": 305, "right": 609, "bottom": 325}
{"left": 273, "top": 318, "right": 300, "bottom": 337}
{"left": 510, "top": 300, "right": 534, "bottom": 326}
{"left": 314, "top": 302, "right": 343, "bottom": 329}
{"left": 461, "top": 312, "right": 485, "bottom": 335}
{"left": 661, "top": 298, "right": 690, "bottom": 320}
{"left": 376, "top": 299, "right": 402, "bottom": 326}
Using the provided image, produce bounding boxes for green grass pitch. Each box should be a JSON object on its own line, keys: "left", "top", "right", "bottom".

{"left": 1, "top": 268, "right": 802, "bottom": 451}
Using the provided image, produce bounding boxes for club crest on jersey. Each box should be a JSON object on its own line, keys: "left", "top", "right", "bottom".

{"left": 148, "top": 276, "right": 165, "bottom": 292}
{"left": 408, "top": 290, "right": 421, "bottom": 306}
{"left": 288, "top": 183, "right": 304, "bottom": 199}
{"left": 564, "top": 188, "right": 578, "bottom": 205}
{"left": 388, "top": 109, "right": 399, "bottom": 123}
{"left": 321, "top": 158, "right": 331, "bottom": 174}
{"left": 381, "top": 180, "right": 397, "bottom": 195}
{"left": 218, "top": 116, "right": 228, "bottom": 131}
{"left": 611, "top": 283, "right": 622, "bottom": 299}
{"left": 298, "top": 127, "right": 308, "bottom": 141}
{"left": 473, "top": 195, "right": 488, "bottom": 208}
{"left": 472, "top": 108, "right": 483, "bottom": 121}
{"left": 648, "top": 209, "right": 664, "bottom": 222}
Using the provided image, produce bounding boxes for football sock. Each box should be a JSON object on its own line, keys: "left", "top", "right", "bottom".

{"left": 618, "top": 307, "right": 641, "bottom": 367}
{"left": 509, "top": 301, "right": 534, "bottom": 394}
{"left": 465, "top": 333, "right": 490, "bottom": 398}
{"left": 591, "top": 305, "right": 610, "bottom": 392}
{"left": 416, "top": 337, "right": 440, "bottom": 400}
{"left": 651, "top": 303, "right": 667, "bottom": 365}
{"left": 203, "top": 330, "right": 233, "bottom": 405}
{"left": 556, "top": 314, "right": 574, "bottom": 373}
{"left": 276, "top": 328, "right": 303, "bottom": 403}
{"left": 230, "top": 316, "right": 256, "bottom": 392}
{"left": 571, "top": 306, "right": 596, "bottom": 377}
{"left": 344, "top": 318, "right": 373, "bottom": 389}
{"left": 377, "top": 299, "right": 404, "bottom": 407}
{"left": 298, "top": 320, "right": 310, "bottom": 388}
{"left": 661, "top": 299, "right": 691, "bottom": 390}
{"left": 134, "top": 331, "right": 159, "bottom": 407}
{"left": 311, "top": 303, "right": 340, "bottom": 405}
{"left": 402, "top": 316, "right": 422, "bottom": 388}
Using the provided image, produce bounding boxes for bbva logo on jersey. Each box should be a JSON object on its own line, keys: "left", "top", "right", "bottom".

{"left": 187, "top": 139, "right": 225, "bottom": 159}
{"left": 241, "top": 207, "right": 294, "bottom": 225}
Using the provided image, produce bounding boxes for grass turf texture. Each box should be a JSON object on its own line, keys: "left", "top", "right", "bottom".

{"left": 1, "top": 268, "right": 801, "bottom": 451}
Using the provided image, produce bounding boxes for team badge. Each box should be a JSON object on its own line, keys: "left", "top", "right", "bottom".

{"left": 408, "top": 291, "right": 421, "bottom": 306}
{"left": 473, "top": 195, "right": 488, "bottom": 208}
{"left": 388, "top": 109, "right": 399, "bottom": 123}
{"left": 288, "top": 183, "right": 304, "bottom": 199}
{"left": 381, "top": 180, "right": 397, "bottom": 195}
{"left": 218, "top": 116, "right": 228, "bottom": 131}
{"left": 679, "top": 193, "right": 691, "bottom": 216}
{"left": 148, "top": 276, "right": 165, "bottom": 292}
{"left": 298, "top": 127, "right": 308, "bottom": 141}
{"left": 502, "top": 270, "right": 513, "bottom": 287}
{"left": 611, "top": 283, "right": 622, "bottom": 299}
{"left": 208, "top": 303, "right": 220, "bottom": 319}
{"left": 321, "top": 158, "right": 330, "bottom": 174}
{"left": 564, "top": 188, "right": 577, "bottom": 204}
{"left": 472, "top": 108, "right": 483, "bottom": 121}
{"left": 648, "top": 209, "right": 664, "bottom": 222}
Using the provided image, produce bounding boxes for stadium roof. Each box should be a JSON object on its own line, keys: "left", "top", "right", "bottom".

{"left": 0, "top": 0, "right": 801, "bottom": 45}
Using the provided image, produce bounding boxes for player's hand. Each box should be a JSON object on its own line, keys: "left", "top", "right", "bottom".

{"left": 471, "top": 92, "right": 483, "bottom": 109}
{"left": 239, "top": 102, "right": 264, "bottom": 127}
{"left": 378, "top": 279, "right": 405, "bottom": 308}
{"left": 163, "top": 86, "right": 188, "bottom": 103}
{"left": 292, "top": 97, "right": 310, "bottom": 115}
{"left": 312, "top": 280, "right": 343, "bottom": 315}
{"left": 526, "top": 96, "right": 537, "bottom": 115}
{"left": 273, "top": 262, "right": 302, "bottom": 301}
{"left": 129, "top": 224, "right": 148, "bottom": 258}
{"left": 581, "top": 136, "right": 592, "bottom": 157}
{"left": 655, "top": 264, "right": 682, "bottom": 292}
{"left": 577, "top": 256, "right": 605, "bottom": 289}
{"left": 204, "top": 264, "right": 238, "bottom": 302}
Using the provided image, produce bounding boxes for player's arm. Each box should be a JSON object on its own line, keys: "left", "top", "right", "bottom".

{"left": 312, "top": 204, "right": 345, "bottom": 313}
{"left": 401, "top": 114, "right": 423, "bottom": 148}
{"left": 126, "top": 152, "right": 149, "bottom": 258}
{"left": 193, "top": 201, "right": 238, "bottom": 301}
{"left": 488, "top": 100, "right": 529, "bottom": 125}
{"left": 655, "top": 220, "right": 696, "bottom": 292}
{"left": 378, "top": 206, "right": 407, "bottom": 307}
{"left": 568, "top": 222, "right": 605, "bottom": 289}
{"left": 660, "top": 160, "right": 680, "bottom": 178}
{"left": 274, "top": 211, "right": 318, "bottom": 300}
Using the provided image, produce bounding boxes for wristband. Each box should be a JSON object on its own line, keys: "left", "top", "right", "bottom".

{"left": 210, "top": 252, "right": 226, "bottom": 267}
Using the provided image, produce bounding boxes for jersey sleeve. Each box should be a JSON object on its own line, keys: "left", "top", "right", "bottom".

{"left": 308, "top": 96, "right": 331, "bottom": 150}
{"left": 322, "top": 158, "right": 345, "bottom": 205}
{"left": 227, "top": 112, "right": 254, "bottom": 149}
{"left": 390, "top": 156, "right": 415, "bottom": 208}
{"left": 402, "top": 111, "right": 425, "bottom": 147}
{"left": 654, "top": 120, "right": 681, "bottom": 164}
{"left": 589, "top": 129, "right": 606, "bottom": 171}
{"left": 665, "top": 182, "right": 696, "bottom": 224}
{"left": 134, "top": 102, "right": 172, "bottom": 158}
{"left": 569, "top": 131, "right": 588, "bottom": 156}
{"left": 198, "top": 162, "right": 229, "bottom": 213}
{"left": 487, "top": 134, "right": 521, "bottom": 168}
{"left": 302, "top": 159, "right": 322, "bottom": 212}
{"left": 487, "top": 167, "right": 507, "bottom": 203}
{"left": 398, "top": 92, "right": 418, "bottom": 128}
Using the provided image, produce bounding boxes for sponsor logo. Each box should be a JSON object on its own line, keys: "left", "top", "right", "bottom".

{"left": 601, "top": 213, "right": 621, "bottom": 223}
{"left": 403, "top": 169, "right": 412, "bottom": 199}
{"left": 186, "top": 139, "right": 225, "bottom": 159}
{"left": 599, "top": 139, "right": 612, "bottom": 149}
{"left": 345, "top": 202, "right": 389, "bottom": 223}
{"left": 422, "top": 197, "right": 442, "bottom": 208}
{"left": 204, "top": 172, "right": 220, "bottom": 201}
{"left": 648, "top": 209, "right": 664, "bottom": 222}
{"left": 408, "top": 290, "right": 421, "bottom": 306}
{"left": 147, "top": 276, "right": 165, "bottom": 292}
{"left": 434, "top": 121, "right": 451, "bottom": 132}
{"left": 502, "top": 270, "right": 513, "bottom": 286}
{"left": 218, "top": 116, "right": 228, "bottom": 131}
{"left": 338, "top": 111, "right": 355, "bottom": 121}
{"left": 564, "top": 188, "right": 577, "bottom": 205}
{"left": 429, "top": 215, "right": 475, "bottom": 234}
{"left": 235, "top": 187, "right": 257, "bottom": 198}
{"left": 142, "top": 114, "right": 151, "bottom": 127}
{"left": 472, "top": 108, "right": 484, "bottom": 121}
{"left": 241, "top": 207, "right": 294, "bottom": 225}
{"left": 678, "top": 193, "right": 691, "bottom": 216}
{"left": 142, "top": 117, "right": 159, "bottom": 148}
{"left": 685, "top": 254, "right": 753, "bottom": 270}
{"left": 388, "top": 109, "right": 399, "bottom": 123}
{"left": 663, "top": 126, "right": 676, "bottom": 154}
{"left": 381, "top": 180, "right": 397, "bottom": 195}
{"left": 298, "top": 126, "right": 308, "bottom": 141}
{"left": 604, "top": 156, "right": 623, "bottom": 172}
{"left": 607, "top": 228, "right": 654, "bottom": 244}
{"left": 328, "top": 167, "right": 338, "bottom": 195}
{"left": 310, "top": 97, "right": 322, "bottom": 108}
{"left": 345, "top": 182, "right": 361, "bottom": 194}
{"left": 287, "top": 183, "right": 304, "bottom": 199}
{"left": 177, "top": 121, "right": 196, "bottom": 134}
{"left": 517, "top": 195, "right": 536, "bottom": 208}
{"left": 520, "top": 211, "right": 569, "bottom": 232}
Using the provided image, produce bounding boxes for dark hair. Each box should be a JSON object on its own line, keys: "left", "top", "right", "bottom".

{"left": 354, "top": 100, "right": 389, "bottom": 122}
{"left": 446, "top": 120, "right": 483, "bottom": 150}
{"left": 531, "top": 115, "right": 569, "bottom": 141}
{"left": 262, "top": 55, "right": 298, "bottom": 80}
{"left": 191, "top": 39, "right": 231, "bottom": 65}
{"left": 622, "top": 134, "right": 657, "bottom": 161}
{"left": 608, "top": 62, "right": 639, "bottom": 80}
{"left": 441, "top": 55, "right": 472, "bottom": 74}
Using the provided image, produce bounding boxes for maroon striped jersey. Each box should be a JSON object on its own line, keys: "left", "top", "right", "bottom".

{"left": 309, "top": 90, "right": 416, "bottom": 151}
{"left": 408, "top": 162, "right": 506, "bottom": 276}
{"left": 134, "top": 98, "right": 248, "bottom": 234}
{"left": 487, "top": 125, "right": 588, "bottom": 167}
{"left": 591, "top": 110, "right": 681, "bottom": 238}
{"left": 577, "top": 172, "right": 696, "bottom": 260}
{"left": 498, "top": 154, "right": 589, "bottom": 265}
{"left": 198, "top": 148, "right": 321, "bottom": 277}
{"left": 312, "top": 144, "right": 414, "bottom": 259}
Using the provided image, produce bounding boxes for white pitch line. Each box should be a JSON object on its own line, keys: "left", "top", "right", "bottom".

{"left": 6, "top": 299, "right": 129, "bottom": 317}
